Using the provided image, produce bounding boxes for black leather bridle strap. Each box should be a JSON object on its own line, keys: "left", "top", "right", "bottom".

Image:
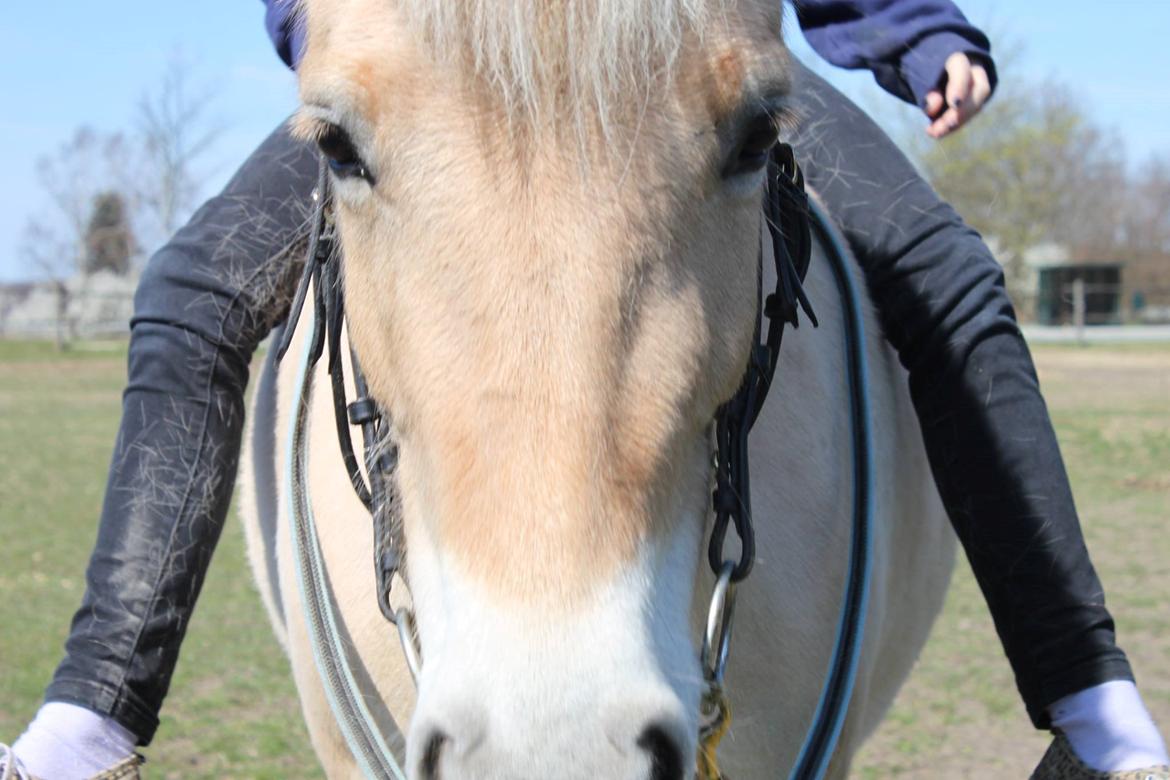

{"left": 757, "top": 145, "right": 816, "bottom": 423}
{"left": 275, "top": 158, "right": 403, "bottom": 621}
{"left": 708, "top": 143, "right": 816, "bottom": 582}
{"left": 277, "top": 157, "right": 330, "bottom": 367}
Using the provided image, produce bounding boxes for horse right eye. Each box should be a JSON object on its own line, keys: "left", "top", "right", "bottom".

{"left": 318, "top": 124, "right": 373, "bottom": 183}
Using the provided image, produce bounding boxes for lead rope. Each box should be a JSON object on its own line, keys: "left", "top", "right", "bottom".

{"left": 278, "top": 160, "right": 418, "bottom": 779}
{"left": 786, "top": 198, "right": 874, "bottom": 780}
{"left": 284, "top": 233, "right": 406, "bottom": 778}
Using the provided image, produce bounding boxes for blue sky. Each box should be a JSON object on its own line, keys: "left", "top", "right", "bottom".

{"left": 1, "top": 1, "right": 1167, "bottom": 282}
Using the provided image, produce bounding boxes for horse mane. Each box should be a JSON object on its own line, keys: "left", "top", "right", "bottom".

{"left": 397, "top": 0, "right": 714, "bottom": 128}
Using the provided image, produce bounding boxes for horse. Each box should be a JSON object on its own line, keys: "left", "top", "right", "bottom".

{"left": 239, "top": 1, "right": 955, "bottom": 777}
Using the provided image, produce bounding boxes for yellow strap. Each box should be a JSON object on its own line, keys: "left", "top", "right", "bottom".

{"left": 696, "top": 693, "right": 731, "bottom": 780}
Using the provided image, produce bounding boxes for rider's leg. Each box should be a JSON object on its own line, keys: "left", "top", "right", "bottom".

{"left": 787, "top": 62, "right": 1166, "bottom": 771}
{"left": 12, "top": 121, "right": 317, "bottom": 779}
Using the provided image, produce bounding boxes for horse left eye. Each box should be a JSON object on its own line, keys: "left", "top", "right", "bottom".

{"left": 725, "top": 115, "right": 779, "bottom": 178}
{"left": 318, "top": 124, "right": 373, "bottom": 183}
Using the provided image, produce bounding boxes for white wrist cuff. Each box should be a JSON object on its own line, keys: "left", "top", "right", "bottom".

{"left": 1049, "top": 680, "right": 1169, "bottom": 772}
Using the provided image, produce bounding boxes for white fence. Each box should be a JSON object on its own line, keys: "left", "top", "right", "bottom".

{"left": 0, "top": 273, "right": 137, "bottom": 339}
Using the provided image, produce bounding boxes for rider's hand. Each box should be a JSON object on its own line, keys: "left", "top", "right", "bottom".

{"left": 924, "top": 52, "right": 993, "bottom": 138}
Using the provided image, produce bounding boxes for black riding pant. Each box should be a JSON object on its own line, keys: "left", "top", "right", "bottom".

{"left": 46, "top": 65, "right": 1131, "bottom": 742}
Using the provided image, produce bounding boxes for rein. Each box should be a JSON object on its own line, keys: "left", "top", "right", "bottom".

{"left": 277, "top": 143, "right": 871, "bottom": 780}
{"left": 276, "top": 162, "right": 406, "bottom": 632}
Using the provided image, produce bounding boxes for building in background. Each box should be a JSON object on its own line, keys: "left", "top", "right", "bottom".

{"left": 1013, "top": 243, "right": 1170, "bottom": 325}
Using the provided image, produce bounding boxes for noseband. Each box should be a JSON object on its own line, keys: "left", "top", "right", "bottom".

{"left": 278, "top": 143, "right": 870, "bottom": 780}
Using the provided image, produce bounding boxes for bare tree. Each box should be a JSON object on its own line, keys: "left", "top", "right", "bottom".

{"left": 31, "top": 127, "right": 133, "bottom": 259}
{"left": 1122, "top": 155, "right": 1170, "bottom": 256}
{"left": 20, "top": 128, "right": 135, "bottom": 348}
{"left": 17, "top": 60, "right": 226, "bottom": 344}
{"left": 136, "top": 55, "right": 223, "bottom": 245}
{"left": 21, "top": 220, "right": 77, "bottom": 351}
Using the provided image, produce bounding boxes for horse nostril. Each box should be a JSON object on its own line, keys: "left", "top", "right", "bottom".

{"left": 419, "top": 730, "right": 448, "bottom": 780}
{"left": 637, "top": 723, "right": 685, "bottom": 780}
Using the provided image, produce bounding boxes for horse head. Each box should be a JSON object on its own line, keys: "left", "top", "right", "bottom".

{"left": 291, "top": 1, "right": 792, "bottom": 776}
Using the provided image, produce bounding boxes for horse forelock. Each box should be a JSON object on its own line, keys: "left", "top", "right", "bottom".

{"left": 395, "top": 0, "right": 715, "bottom": 127}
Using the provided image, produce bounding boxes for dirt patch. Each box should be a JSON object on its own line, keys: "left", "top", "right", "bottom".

{"left": 1034, "top": 348, "right": 1170, "bottom": 412}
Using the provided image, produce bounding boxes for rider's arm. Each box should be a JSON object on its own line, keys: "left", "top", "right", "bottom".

{"left": 794, "top": 0, "right": 997, "bottom": 136}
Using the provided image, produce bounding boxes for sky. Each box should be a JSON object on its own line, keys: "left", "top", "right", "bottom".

{"left": 1, "top": 0, "right": 1167, "bottom": 282}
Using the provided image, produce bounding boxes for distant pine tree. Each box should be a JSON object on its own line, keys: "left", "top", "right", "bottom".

{"left": 83, "top": 191, "right": 135, "bottom": 276}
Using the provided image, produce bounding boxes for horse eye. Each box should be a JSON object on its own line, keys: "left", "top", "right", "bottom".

{"left": 318, "top": 124, "right": 372, "bottom": 183}
{"left": 724, "top": 114, "right": 779, "bottom": 178}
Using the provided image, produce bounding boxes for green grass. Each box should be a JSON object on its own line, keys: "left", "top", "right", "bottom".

{"left": 0, "top": 338, "right": 129, "bottom": 362}
{"left": 1, "top": 340, "right": 1167, "bottom": 777}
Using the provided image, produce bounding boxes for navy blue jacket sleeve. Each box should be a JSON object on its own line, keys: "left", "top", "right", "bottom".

{"left": 263, "top": 0, "right": 304, "bottom": 69}
{"left": 795, "top": 0, "right": 996, "bottom": 107}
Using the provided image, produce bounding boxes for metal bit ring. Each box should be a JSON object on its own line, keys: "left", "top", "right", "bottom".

{"left": 395, "top": 607, "right": 423, "bottom": 684}
{"left": 701, "top": 561, "right": 738, "bottom": 688}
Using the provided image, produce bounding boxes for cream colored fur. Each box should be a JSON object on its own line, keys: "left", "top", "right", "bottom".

{"left": 395, "top": 0, "right": 710, "bottom": 129}
{"left": 240, "top": 1, "right": 954, "bottom": 777}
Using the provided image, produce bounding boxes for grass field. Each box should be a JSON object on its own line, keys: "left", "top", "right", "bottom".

{"left": 1, "top": 339, "right": 1167, "bottom": 778}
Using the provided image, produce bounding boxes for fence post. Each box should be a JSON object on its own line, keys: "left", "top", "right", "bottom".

{"left": 1072, "top": 277, "right": 1086, "bottom": 346}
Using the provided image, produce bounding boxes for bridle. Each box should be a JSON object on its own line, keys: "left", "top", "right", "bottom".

{"left": 277, "top": 142, "right": 872, "bottom": 780}
{"left": 276, "top": 167, "right": 411, "bottom": 645}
